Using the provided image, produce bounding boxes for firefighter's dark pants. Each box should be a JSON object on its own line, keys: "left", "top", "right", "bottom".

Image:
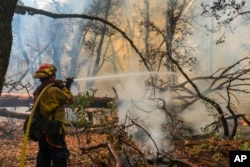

{"left": 36, "top": 134, "right": 69, "bottom": 167}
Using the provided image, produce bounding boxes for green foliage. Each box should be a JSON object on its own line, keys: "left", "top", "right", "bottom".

{"left": 238, "top": 141, "right": 250, "bottom": 151}
{"left": 73, "top": 88, "right": 97, "bottom": 109}
{"left": 202, "top": 99, "right": 218, "bottom": 119}
{"left": 70, "top": 88, "right": 119, "bottom": 131}
{"left": 92, "top": 101, "right": 119, "bottom": 134}
{"left": 201, "top": 99, "right": 220, "bottom": 133}
{"left": 234, "top": 131, "right": 244, "bottom": 140}
{"left": 70, "top": 88, "right": 97, "bottom": 128}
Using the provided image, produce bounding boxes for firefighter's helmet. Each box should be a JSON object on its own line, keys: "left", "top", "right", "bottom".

{"left": 34, "top": 63, "right": 57, "bottom": 78}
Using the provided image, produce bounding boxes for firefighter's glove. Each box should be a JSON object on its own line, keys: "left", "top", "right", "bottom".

{"left": 54, "top": 80, "right": 65, "bottom": 89}
{"left": 65, "top": 77, "right": 74, "bottom": 90}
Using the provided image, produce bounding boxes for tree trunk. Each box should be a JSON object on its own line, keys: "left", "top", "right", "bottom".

{"left": 86, "top": 0, "right": 112, "bottom": 88}
{"left": 0, "top": 0, "right": 18, "bottom": 95}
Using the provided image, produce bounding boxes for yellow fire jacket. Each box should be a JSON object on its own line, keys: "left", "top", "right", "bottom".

{"left": 38, "top": 86, "right": 74, "bottom": 131}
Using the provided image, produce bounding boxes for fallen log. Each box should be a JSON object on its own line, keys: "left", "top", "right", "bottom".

{"left": 0, "top": 87, "right": 119, "bottom": 108}
{"left": 0, "top": 87, "right": 120, "bottom": 120}
{"left": 0, "top": 96, "right": 117, "bottom": 120}
{"left": 0, "top": 93, "right": 33, "bottom": 107}
{"left": 0, "top": 108, "right": 28, "bottom": 120}
{"left": 0, "top": 93, "right": 117, "bottom": 108}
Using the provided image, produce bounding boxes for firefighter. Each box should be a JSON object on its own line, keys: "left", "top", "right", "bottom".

{"left": 33, "top": 63, "right": 74, "bottom": 167}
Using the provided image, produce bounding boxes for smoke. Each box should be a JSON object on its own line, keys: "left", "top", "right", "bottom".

{"left": 21, "top": 0, "right": 90, "bottom": 13}
{"left": 178, "top": 101, "right": 214, "bottom": 135}
{"left": 117, "top": 77, "right": 168, "bottom": 153}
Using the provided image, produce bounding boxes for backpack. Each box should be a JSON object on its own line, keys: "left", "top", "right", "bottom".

{"left": 23, "top": 104, "right": 56, "bottom": 141}
{"left": 23, "top": 83, "right": 57, "bottom": 142}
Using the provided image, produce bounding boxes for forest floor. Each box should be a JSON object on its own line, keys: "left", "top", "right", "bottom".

{"left": 0, "top": 118, "right": 250, "bottom": 167}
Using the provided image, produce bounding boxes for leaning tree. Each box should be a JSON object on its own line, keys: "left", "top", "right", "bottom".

{"left": 0, "top": 0, "right": 18, "bottom": 94}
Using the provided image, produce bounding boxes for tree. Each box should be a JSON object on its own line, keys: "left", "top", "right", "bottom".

{"left": 201, "top": 0, "right": 250, "bottom": 44}
{"left": 85, "top": 0, "right": 113, "bottom": 88}
{"left": 129, "top": 0, "right": 198, "bottom": 96}
{"left": 0, "top": 0, "right": 18, "bottom": 94}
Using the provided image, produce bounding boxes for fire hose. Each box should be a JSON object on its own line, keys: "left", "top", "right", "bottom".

{"left": 20, "top": 83, "right": 54, "bottom": 167}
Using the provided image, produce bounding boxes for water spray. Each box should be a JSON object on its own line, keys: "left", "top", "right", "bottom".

{"left": 72, "top": 71, "right": 176, "bottom": 82}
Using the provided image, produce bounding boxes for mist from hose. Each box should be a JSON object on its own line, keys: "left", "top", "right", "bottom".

{"left": 73, "top": 71, "right": 175, "bottom": 82}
